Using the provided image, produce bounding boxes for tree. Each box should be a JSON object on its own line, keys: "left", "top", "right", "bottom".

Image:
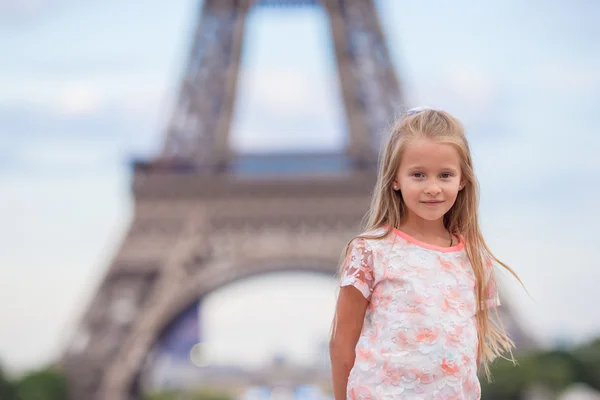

{"left": 0, "top": 364, "right": 17, "bottom": 400}
{"left": 482, "top": 337, "right": 600, "bottom": 399}
{"left": 15, "top": 367, "right": 68, "bottom": 400}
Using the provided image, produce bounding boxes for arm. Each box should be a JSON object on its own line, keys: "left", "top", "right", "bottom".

{"left": 329, "top": 286, "right": 369, "bottom": 400}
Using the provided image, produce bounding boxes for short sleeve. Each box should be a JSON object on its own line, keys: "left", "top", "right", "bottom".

{"left": 483, "top": 256, "right": 501, "bottom": 309}
{"left": 340, "top": 238, "right": 375, "bottom": 300}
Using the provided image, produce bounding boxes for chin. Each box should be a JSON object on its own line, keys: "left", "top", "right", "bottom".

{"left": 414, "top": 208, "right": 449, "bottom": 222}
{"left": 406, "top": 203, "right": 450, "bottom": 222}
{"left": 416, "top": 213, "right": 446, "bottom": 222}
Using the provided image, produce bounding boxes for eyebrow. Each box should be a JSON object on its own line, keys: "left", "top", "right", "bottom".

{"left": 406, "top": 165, "right": 459, "bottom": 171}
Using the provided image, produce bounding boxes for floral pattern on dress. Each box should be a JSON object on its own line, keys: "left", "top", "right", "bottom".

{"left": 340, "top": 228, "right": 500, "bottom": 399}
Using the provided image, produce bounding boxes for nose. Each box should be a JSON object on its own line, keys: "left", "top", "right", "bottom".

{"left": 424, "top": 183, "right": 441, "bottom": 196}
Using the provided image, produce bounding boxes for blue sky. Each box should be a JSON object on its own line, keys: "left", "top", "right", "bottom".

{"left": 0, "top": 0, "right": 599, "bottom": 372}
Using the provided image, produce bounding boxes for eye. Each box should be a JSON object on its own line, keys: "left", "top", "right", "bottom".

{"left": 440, "top": 172, "right": 453, "bottom": 179}
{"left": 412, "top": 172, "right": 425, "bottom": 178}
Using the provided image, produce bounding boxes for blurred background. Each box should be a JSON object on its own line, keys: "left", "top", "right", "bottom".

{"left": 1, "top": 0, "right": 599, "bottom": 399}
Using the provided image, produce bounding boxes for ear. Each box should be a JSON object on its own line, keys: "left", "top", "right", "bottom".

{"left": 392, "top": 180, "right": 399, "bottom": 191}
{"left": 459, "top": 181, "right": 465, "bottom": 191}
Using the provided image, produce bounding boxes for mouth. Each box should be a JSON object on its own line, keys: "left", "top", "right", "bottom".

{"left": 421, "top": 200, "right": 444, "bottom": 205}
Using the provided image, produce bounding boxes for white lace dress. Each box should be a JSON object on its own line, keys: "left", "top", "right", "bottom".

{"left": 340, "top": 228, "right": 500, "bottom": 400}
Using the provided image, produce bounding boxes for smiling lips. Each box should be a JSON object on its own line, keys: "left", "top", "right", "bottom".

{"left": 422, "top": 200, "right": 444, "bottom": 205}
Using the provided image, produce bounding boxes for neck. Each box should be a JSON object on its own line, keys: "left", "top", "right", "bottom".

{"left": 399, "top": 212, "right": 448, "bottom": 238}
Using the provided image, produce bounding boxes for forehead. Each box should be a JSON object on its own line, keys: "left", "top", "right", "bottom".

{"left": 399, "top": 139, "right": 461, "bottom": 169}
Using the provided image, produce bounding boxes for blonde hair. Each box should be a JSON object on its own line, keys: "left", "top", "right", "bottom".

{"left": 339, "top": 108, "right": 522, "bottom": 379}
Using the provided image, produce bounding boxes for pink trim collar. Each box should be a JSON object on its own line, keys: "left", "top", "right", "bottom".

{"left": 390, "top": 227, "right": 465, "bottom": 253}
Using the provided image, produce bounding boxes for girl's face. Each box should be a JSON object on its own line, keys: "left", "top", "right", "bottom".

{"left": 393, "top": 138, "right": 464, "bottom": 223}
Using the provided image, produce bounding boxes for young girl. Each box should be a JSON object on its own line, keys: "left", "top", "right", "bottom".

{"left": 329, "top": 108, "right": 521, "bottom": 399}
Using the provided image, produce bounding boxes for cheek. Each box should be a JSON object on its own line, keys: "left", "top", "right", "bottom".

{"left": 446, "top": 182, "right": 462, "bottom": 197}
{"left": 399, "top": 184, "right": 421, "bottom": 200}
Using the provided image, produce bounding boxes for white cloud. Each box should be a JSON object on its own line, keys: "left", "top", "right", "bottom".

{"left": 54, "top": 81, "right": 105, "bottom": 116}
{"left": 0, "top": 72, "right": 171, "bottom": 120}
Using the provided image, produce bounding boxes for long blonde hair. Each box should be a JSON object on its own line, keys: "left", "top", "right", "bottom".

{"left": 340, "top": 108, "right": 522, "bottom": 378}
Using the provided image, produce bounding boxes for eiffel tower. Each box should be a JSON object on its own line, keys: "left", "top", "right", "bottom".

{"left": 60, "top": 1, "right": 533, "bottom": 399}
{"left": 61, "top": 0, "right": 399, "bottom": 398}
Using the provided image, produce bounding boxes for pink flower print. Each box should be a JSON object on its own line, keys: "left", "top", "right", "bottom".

{"left": 441, "top": 358, "right": 461, "bottom": 377}
{"left": 462, "top": 354, "right": 472, "bottom": 366}
{"left": 415, "top": 266, "right": 431, "bottom": 279}
{"left": 416, "top": 327, "right": 440, "bottom": 345}
{"left": 397, "top": 368, "right": 419, "bottom": 389}
{"left": 464, "top": 372, "right": 478, "bottom": 392}
{"left": 450, "top": 301, "right": 467, "bottom": 316}
{"left": 364, "top": 269, "right": 374, "bottom": 282}
{"left": 445, "top": 285, "right": 462, "bottom": 299}
{"left": 350, "top": 386, "right": 373, "bottom": 400}
{"left": 396, "top": 330, "right": 410, "bottom": 347}
{"left": 442, "top": 298, "right": 450, "bottom": 312}
{"left": 444, "top": 326, "right": 464, "bottom": 348}
{"left": 442, "top": 286, "right": 468, "bottom": 316}
{"left": 437, "top": 254, "right": 455, "bottom": 272}
{"left": 398, "top": 303, "right": 417, "bottom": 314}
{"left": 372, "top": 292, "right": 392, "bottom": 309}
{"left": 356, "top": 345, "right": 377, "bottom": 369}
{"left": 413, "top": 384, "right": 426, "bottom": 394}
{"left": 399, "top": 294, "right": 431, "bottom": 315}
{"left": 349, "top": 388, "right": 357, "bottom": 400}
{"left": 383, "top": 264, "right": 402, "bottom": 281}
{"left": 380, "top": 347, "right": 393, "bottom": 360}
{"left": 412, "top": 292, "right": 436, "bottom": 313}
{"left": 411, "top": 367, "right": 436, "bottom": 385}
{"left": 381, "top": 362, "right": 404, "bottom": 385}
{"left": 394, "top": 330, "right": 418, "bottom": 352}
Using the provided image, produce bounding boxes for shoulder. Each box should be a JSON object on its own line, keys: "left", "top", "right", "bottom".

{"left": 351, "top": 227, "right": 392, "bottom": 251}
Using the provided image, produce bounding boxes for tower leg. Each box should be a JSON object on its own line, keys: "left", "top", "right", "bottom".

{"left": 61, "top": 267, "right": 160, "bottom": 399}
{"left": 161, "top": 0, "right": 248, "bottom": 170}
{"left": 325, "top": 0, "right": 403, "bottom": 166}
